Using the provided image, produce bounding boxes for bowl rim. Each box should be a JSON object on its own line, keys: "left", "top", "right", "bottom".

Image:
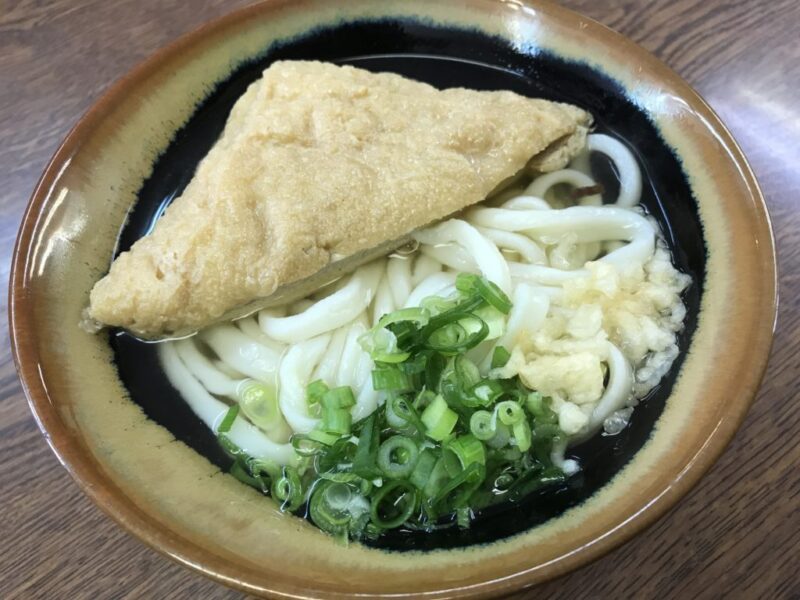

{"left": 9, "top": 0, "right": 778, "bottom": 597}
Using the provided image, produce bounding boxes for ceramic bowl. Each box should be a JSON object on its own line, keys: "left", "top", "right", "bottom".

{"left": 9, "top": 0, "right": 776, "bottom": 597}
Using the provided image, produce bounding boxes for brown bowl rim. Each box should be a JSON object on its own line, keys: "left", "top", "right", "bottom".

{"left": 8, "top": 0, "right": 778, "bottom": 597}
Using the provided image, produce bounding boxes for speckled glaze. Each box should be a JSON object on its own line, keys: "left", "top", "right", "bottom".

{"left": 9, "top": 0, "right": 776, "bottom": 598}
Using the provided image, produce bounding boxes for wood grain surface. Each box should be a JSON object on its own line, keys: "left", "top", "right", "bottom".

{"left": 1, "top": 0, "right": 798, "bottom": 598}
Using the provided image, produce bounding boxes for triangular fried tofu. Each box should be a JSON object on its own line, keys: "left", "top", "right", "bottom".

{"left": 88, "top": 61, "right": 591, "bottom": 338}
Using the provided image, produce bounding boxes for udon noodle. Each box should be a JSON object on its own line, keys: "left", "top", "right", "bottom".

{"left": 160, "top": 133, "right": 690, "bottom": 475}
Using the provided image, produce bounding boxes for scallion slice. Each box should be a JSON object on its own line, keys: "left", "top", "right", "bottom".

{"left": 496, "top": 400, "right": 525, "bottom": 426}
{"left": 271, "top": 466, "right": 304, "bottom": 511}
{"left": 217, "top": 404, "right": 240, "bottom": 434}
{"left": 238, "top": 380, "right": 281, "bottom": 431}
{"left": 370, "top": 481, "right": 417, "bottom": 529}
{"left": 306, "top": 379, "right": 329, "bottom": 405}
{"left": 469, "top": 410, "right": 496, "bottom": 441}
{"left": 526, "top": 392, "right": 558, "bottom": 424}
{"left": 420, "top": 395, "right": 458, "bottom": 441}
{"left": 491, "top": 346, "right": 511, "bottom": 369}
{"left": 372, "top": 366, "right": 412, "bottom": 392}
{"left": 409, "top": 449, "right": 438, "bottom": 490}
{"left": 377, "top": 436, "right": 419, "bottom": 479}
{"left": 447, "top": 434, "right": 486, "bottom": 468}
{"left": 391, "top": 396, "right": 428, "bottom": 436}
{"left": 351, "top": 414, "right": 381, "bottom": 479}
{"left": 511, "top": 420, "right": 532, "bottom": 452}
{"left": 455, "top": 273, "right": 512, "bottom": 314}
{"left": 321, "top": 386, "right": 356, "bottom": 409}
{"left": 422, "top": 311, "right": 489, "bottom": 354}
{"left": 309, "top": 481, "right": 370, "bottom": 542}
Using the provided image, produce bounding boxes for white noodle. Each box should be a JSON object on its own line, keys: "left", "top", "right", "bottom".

{"left": 526, "top": 168, "right": 602, "bottom": 207}
{"left": 588, "top": 134, "right": 642, "bottom": 207}
{"left": 476, "top": 226, "right": 547, "bottom": 265}
{"left": 174, "top": 338, "right": 243, "bottom": 397}
{"left": 371, "top": 266, "right": 395, "bottom": 325}
{"left": 278, "top": 333, "right": 331, "bottom": 433}
{"left": 201, "top": 325, "right": 280, "bottom": 383}
{"left": 411, "top": 253, "right": 442, "bottom": 286}
{"left": 414, "top": 219, "right": 512, "bottom": 295}
{"left": 387, "top": 256, "right": 413, "bottom": 308}
{"left": 502, "top": 195, "right": 551, "bottom": 211}
{"left": 259, "top": 260, "right": 382, "bottom": 342}
{"left": 404, "top": 272, "right": 457, "bottom": 308}
{"left": 588, "top": 343, "right": 634, "bottom": 430}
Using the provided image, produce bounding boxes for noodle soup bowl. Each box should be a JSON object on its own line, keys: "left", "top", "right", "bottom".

{"left": 10, "top": 0, "right": 776, "bottom": 597}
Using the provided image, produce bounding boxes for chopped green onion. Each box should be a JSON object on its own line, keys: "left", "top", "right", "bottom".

{"left": 217, "top": 404, "right": 239, "bottom": 434}
{"left": 247, "top": 457, "right": 281, "bottom": 481}
{"left": 491, "top": 346, "right": 511, "bottom": 369}
{"left": 454, "top": 355, "right": 481, "bottom": 388}
{"left": 511, "top": 420, "right": 532, "bottom": 452}
{"left": 456, "top": 506, "right": 472, "bottom": 529}
{"left": 532, "top": 423, "right": 562, "bottom": 441}
{"left": 420, "top": 295, "right": 458, "bottom": 315}
{"left": 447, "top": 434, "right": 486, "bottom": 468}
{"left": 218, "top": 434, "right": 241, "bottom": 456}
{"left": 496, "top": 400, "right": 525, "bottom": 425}
{"left": 321, "top": 386, "right": 356, "bottom": 409}
{"left": 360, "top": 307, "right": 430, "bottom": 363}
{"left": 320, "top": 408, "right": 351, "bottom": 436}
{"left": 455, "top": 272, "right": 478, "bottom": 294}
{"left": 377, "top": 307, "right": 431, "bottom": 329}
{"left": 210, "top": 270, "right": 586, "bottom": 543}
{"left": 432, "top": 462, "right": 485, "bottom": 505}
{"left": 370, "top": 481, "right": 417, "bottom": 529}
{"left": 424, "top": 352, "right": 446, "bottom": 390}
{"left": 420, "top": 395, "right": 458, "bottom": 441}
{"left": 391, "top": 396, "right": 427, "bottom": 436}
{"left": 455, "top": 273, "right": 512, "bottom": 314}
{"left": 409, "top": 449, "right": 438, "bottom": 490}
{"left": 385, "top": 394, "right": 409, "bottom": 428}
{"left": 351, "top": 414, "right": 381, "bottom": 479}
{"left": 412, "top": 389, "right": 437, "bottom": 412}
{"left": 372, "top": 366, "right": 412, "bottom": 392}
{"left": 469, "top": 410, "right": 496, "bottom": 441}
{"left": 358, "top": 326, "right": 410, "bottom": 363}
{"left": 474, "top": 278, "right": 512, "bottom": 314}
{"left": 506, "top": 466, "right": 565, "bottom": 502}
{"left": 306, "top": 379, "right": 329, "bottom": 405}
{"left": 486, "top": 421, "right": 511, "bottom": 449}
{"left": 300, "top": 429, "right": 342, "bottom": 448}
{"left": 468, "top": 379, "right": 508, "bottom": 407}
{"left": 271, "top": 466, "right": 304, "bottom": 511}
{"left": 472, "top": 305, "right": 506, "bottom": 340}
{"left": 423, "top": 455, "right": 452, "bottom": 501}
{"left": 422, "top": 312, "right": 489, "bottom": 354}
{"left": 237, "top": 380, "right": 282, "bottom": 431}
{"left": 309, "top": 481, "right": 370, "bottom": 542}
{"left": 377, "top": 436, "right": 419, "bottom": 479}
{"left": 318, "top": 471, "right": 373, "bottom": 495}
{"left": 230, "top": 460, "right": 265, "bottom": 490}
{"left": 526, "top": 392, "right": 558, "bottom": 424}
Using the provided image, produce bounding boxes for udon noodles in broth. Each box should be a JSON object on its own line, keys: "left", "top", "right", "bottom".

{"left": 160, "top": 133, "right": 689, "bottom": 541}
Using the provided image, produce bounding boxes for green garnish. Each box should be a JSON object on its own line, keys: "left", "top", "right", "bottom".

{"left": 216, "top": 274, "right": 568, "bottom": 543}
{"left": 491, "top": 345, "right": 511, "bottom": 369}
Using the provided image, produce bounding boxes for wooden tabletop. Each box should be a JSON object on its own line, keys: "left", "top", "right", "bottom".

{"left": 2, "top": 1, "right": 798, "bottom": 598}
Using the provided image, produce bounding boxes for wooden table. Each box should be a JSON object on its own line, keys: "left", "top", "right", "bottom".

{"left": 2, "top": 1, "right": 798, "bottom": 598}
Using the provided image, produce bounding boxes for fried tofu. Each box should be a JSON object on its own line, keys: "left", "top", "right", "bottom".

{"left": 88, "top": 60, "right": 591, "bottom": 338}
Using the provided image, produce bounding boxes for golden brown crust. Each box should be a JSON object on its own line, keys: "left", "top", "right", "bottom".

{"left": 88, "top": 60, "right": 591, "bottom": 337}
